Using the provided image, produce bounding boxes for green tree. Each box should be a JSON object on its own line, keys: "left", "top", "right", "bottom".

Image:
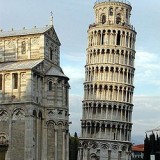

{"left": 74, "top": 132, "right": 78, "bottom": 138}
{"left": 69, "top": 132, "right": 79, "bottom": 160}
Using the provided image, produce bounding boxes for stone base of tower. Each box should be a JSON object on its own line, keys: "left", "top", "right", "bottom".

{"left": 77, "top": 139, "right": 132, "bottom": 160}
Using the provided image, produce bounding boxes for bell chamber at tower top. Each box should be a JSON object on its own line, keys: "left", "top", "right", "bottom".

{"left": 93, "top": 0, "right": 133, "bottom": 28}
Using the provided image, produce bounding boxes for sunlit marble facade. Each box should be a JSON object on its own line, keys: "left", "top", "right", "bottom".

{"left": 0, "top": 23, "right": 70, "bottom": 160}
{"left": 78, "top": 0, "right": 136, "bottom": 159}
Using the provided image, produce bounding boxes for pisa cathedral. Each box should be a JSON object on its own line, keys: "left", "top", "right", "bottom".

{"left": 0, "top": 17, "right": 70, "bottom": 160}
{"left": 78, "top": 0, "right": 136, "bottom": 160}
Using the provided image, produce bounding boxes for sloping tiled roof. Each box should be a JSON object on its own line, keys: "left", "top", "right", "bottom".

{"left": 0, "top": 59, "right": 43, "bottom": 71}
{"left": 132, "top": 144, "right": 144, "bottom": 152}
{"left": 0, "top": 25, "right": 52, "bottom": 38}
{"left": 46, "top": 66, "right": 69, "bottom": 79}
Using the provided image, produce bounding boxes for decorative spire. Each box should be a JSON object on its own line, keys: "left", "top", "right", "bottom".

{"left": 50, "top": 11, "right": 53, "bottom": 26}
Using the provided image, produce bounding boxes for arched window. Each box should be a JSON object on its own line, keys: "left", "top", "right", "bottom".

{"left": 109, "top": 7, "right": 113, "bottom": 16}
{"left": 33, "top": 110, "right": 37, "bottom": 117}
{"left": 48, "top": 81, "right": 52, "bottom": 91}
{"left": 117, "top": 30, "right": 121, "bottom": 45}
{"left": 50, "top": 48, "right": 53, "bottom": 60}
{"left": 102, "top": 14, "right": 106, "bottom": 24}
{"left": 116, "top": 13, "right": 121, "bottom": 24}
{"left": 13, "top": 73, "right": 18, "bottom": 89}
{"left": 126, "top": 9, "right": 128, "bottom": 18}
{"left": 102, "top": 32, "right": 105, "bottom": 45}
{"left": 101, "top": 124, "right": 105, "bottom": 132}
{"left": 116, "top": 17, "right": 121, "bottom": 24}
{"left": 21, "top": 41, "right": 26, "bottom": 54}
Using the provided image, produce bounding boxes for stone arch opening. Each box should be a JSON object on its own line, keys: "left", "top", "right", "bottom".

{"left": 96, "top": 123, "right": 100, "bottom": 133}
{"left": 117, "top": 30, "right": 121, "bottom": 45}
{"left": 47, "top": 121, "right": 56, "bottom": 159}
{"left": 48, "top": 81, "right": 53, "bottom": 91}
{"left": 109, "top": 7, "right": 113, "bottom": 16}
{"left": 116, "top": 12, "right": 121, "bottom": 24}
{"left": 102, "top": 30, "right": 106, "bottom": 45}
{"left": 101, "top": 123, "right": 105, "bottom": 132}
{"left": 11, "top": 108, "right": 25, "bottom": 159}
{"left": 91, "top": 122, "right": 95, "bottom": 135}
{"left": 101, "top": 14, "right": 106, "bottom": 24}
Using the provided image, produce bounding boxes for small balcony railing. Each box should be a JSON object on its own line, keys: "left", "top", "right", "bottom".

{"left": 89, "top": 21, "right": 135, "bottom": 31}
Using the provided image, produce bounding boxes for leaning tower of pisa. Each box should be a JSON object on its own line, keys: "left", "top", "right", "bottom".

{"left": 78, "top": 0, "right": 136, "bottom": 160}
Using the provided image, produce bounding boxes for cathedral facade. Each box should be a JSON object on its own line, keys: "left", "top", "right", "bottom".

{"left": 0, "top": 22, "right": 70, "bottom": 160}
{"left": 78, "top": 0, "right": 136, "bottom": 160}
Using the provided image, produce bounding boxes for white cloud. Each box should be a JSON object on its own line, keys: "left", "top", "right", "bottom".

{"left": 136, "top": 51, "right": 157, "bottom": 63}
{"left": 135, "top": 51, "right": 160, "bottom": 86}
{"left": 62, "top": 52, "right": 85, "bottom": 62}
{"left": 63, "top": 66, "right": 84, "bottom": 81}
{"left": 61, "top": 52, "right": 85, "bottom": 83}
{"left": 132, "top": 96, "right": 160, "bottom": 139}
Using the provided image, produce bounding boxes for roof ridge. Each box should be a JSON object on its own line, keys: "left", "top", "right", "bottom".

{"left": 0, "top": 25, "right": 52, "bottom": 38}
{"left": 0, "top": 25, "right": 51, "bottom": 33}
{"left": 0, "top": 59, "right": 43, "bottom": 71}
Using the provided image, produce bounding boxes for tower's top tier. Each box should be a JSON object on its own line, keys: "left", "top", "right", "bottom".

{"left": 93, "top": 0, "right": 132, "bottom": 27}
{"left": 95, "top": 0, "right": 131, "bottom": 6}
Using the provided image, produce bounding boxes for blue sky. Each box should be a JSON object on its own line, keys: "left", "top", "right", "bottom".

{"left": 1, "top": 0, "right": 160, "bottom": 144}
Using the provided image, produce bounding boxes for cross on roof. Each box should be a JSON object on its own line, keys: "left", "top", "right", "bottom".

{"left": 50, "top": 11, "right": 53, "bottom": 17}
{"left": 50, "top": 11, "right": 53, "bottom": 26}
